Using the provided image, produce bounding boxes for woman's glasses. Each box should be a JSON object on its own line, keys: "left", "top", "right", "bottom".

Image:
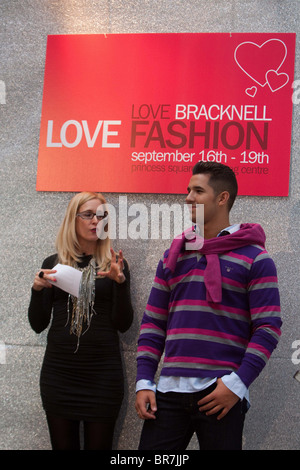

{"left": 77, "top": 211, "right": 108, "bottom": 221}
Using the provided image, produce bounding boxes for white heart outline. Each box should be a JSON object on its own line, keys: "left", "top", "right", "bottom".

{"left": 245, "top": 86, "right": 257, "bottom": 97}
{"left": 265, "top": 69, "right": 289, "bottom": 92}
{"left": 234, "top": 38, "right": 288, "bottom": 87}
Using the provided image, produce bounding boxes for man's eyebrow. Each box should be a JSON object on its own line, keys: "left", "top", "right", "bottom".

{"left": 188, "top": 185, "right": 204, "bottom": 191}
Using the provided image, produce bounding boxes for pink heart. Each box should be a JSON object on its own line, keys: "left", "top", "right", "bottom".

{"left": 266, "top": 69, "right": 289, "bottom": 91}
{"left": 245, "top": 86, "right": 257, "bottom": 97}
{"left": 235, "top": 39, "right": 287, "bottom": 87}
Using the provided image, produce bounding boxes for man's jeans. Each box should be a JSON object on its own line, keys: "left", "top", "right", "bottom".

{"left": 138, "top": 383, "right": 248, "bottom": 450}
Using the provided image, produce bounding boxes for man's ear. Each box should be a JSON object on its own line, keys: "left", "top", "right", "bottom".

{"left": 218, "top": 191, "right": 230, "bottom": 207}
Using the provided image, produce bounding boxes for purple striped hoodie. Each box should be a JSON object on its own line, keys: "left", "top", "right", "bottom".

{"left": 136, "top": 224, "right": 282, "bottom": 389}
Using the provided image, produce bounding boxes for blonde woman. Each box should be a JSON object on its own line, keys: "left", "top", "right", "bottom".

{"left": 28, "top": 192, "right": 133, "bottom": 450}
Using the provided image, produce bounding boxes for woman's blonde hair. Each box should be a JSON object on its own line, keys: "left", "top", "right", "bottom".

{"left": 55, "top": 191, "right": 111, "bottom": 271}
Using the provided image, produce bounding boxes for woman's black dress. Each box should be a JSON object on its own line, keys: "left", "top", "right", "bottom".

{"left": 28, "top": 254, "right": 133, "bottom": 422}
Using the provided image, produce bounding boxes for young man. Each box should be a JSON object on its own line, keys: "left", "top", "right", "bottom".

{"left": 135, "top": 161, "right": 282, "bottom": 450}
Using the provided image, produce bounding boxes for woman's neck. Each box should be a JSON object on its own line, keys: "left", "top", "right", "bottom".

{"left": 78, "top": 242, "right": 97, "bottom": 256}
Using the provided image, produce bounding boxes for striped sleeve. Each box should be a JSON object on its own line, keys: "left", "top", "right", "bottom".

{"left": 136, "top": 255, "right": 170, "bottom": 383}
{"left": 236, "top": 250, "right": 282, "bottom": 388}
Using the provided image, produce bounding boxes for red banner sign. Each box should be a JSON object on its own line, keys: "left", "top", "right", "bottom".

{"left": 37, "top": 33, "right": 296, "bottom": 196}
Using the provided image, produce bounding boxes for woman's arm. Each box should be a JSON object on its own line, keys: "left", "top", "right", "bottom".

{"left": 28, "top": 255, "right": 57, "bottom": 333}
{"left": 111, "top": 258, "right": 134, "bottom": 332}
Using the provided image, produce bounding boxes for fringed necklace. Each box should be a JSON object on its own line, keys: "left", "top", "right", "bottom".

{"left": 66, "top": 257, "right": 98, "bottom": 352}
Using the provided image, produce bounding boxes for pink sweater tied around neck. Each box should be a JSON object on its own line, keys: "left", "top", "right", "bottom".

{"left": 165, "top": 223, "right": 266, "bottom": 303}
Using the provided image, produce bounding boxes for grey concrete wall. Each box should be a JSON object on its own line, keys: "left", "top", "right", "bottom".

{"left": 0, "top": 0, "right": 299, "bottom": 450}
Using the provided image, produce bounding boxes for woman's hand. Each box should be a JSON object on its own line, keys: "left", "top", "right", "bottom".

{"left": 32, "top": 269, "right": 57, "bottom": 291}
{"left": 97, "top": 248, "right": 126, "bottom": 284}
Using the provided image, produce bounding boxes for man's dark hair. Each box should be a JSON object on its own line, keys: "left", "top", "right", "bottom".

{"left": 192, "top": 161, "right": 238, "bottom": 211}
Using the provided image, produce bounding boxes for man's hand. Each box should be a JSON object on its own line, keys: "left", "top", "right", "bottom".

{"left": 197, "top": 378, "right": 239, "bottom": 420}
{"left": 135, "top": 390, "right": 157, "bottom": 420}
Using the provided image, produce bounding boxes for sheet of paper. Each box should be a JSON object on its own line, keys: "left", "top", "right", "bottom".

{"left": 49, "top": 263, "right": 82, "bottom": 297}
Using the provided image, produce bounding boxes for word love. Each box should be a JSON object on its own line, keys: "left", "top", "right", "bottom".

{"left": 46, "top": 120, "right": 121, "bottom": 148}
{"left": 131, "top": 103, "right": 171, "bottom": 120}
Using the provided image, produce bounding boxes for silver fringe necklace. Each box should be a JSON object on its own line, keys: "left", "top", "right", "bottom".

{"left": 66, "top": 257, "right": 97, "bottom": 352}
